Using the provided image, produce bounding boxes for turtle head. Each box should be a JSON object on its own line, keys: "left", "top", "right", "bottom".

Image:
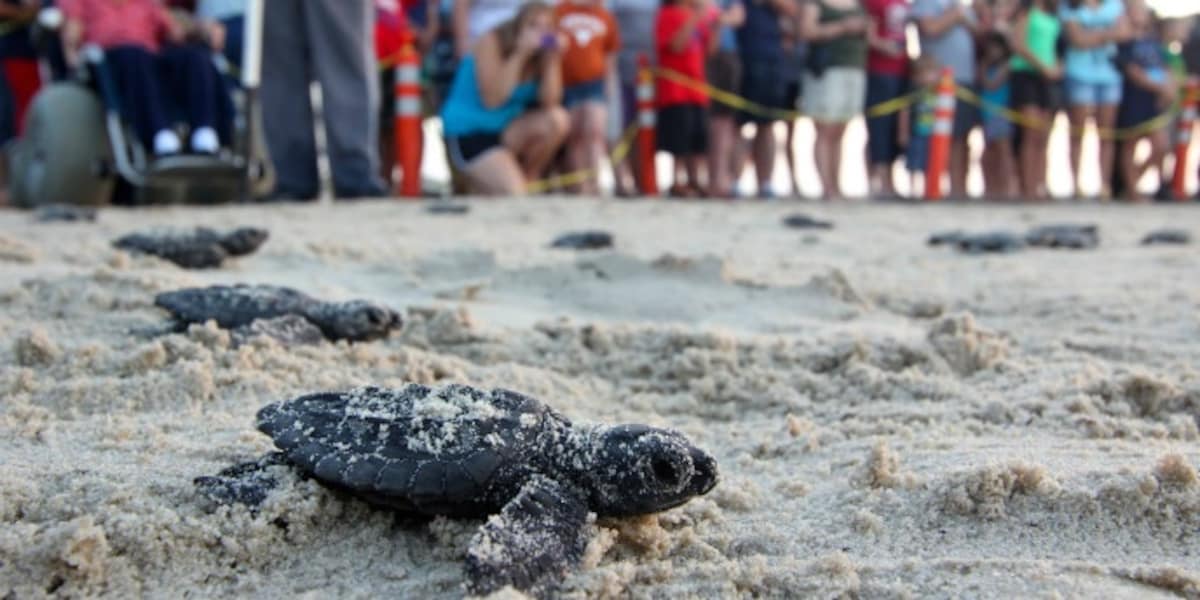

{"left": 219, "top": 227, "right": 270, "bottom": 256}
{"left": 580, "top": 425, "right": 718, "bottom": 517}
{"left": 307, "top": 300, "right": 402, "bottom": 342}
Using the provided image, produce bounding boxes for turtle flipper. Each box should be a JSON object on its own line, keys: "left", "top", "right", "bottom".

{"left": 464, "top": 475, "right": 590, "bottom": 597}
{"left": 230, "top": 315, "right": 326, "bottom": 347}
{"left": 194, "top": 452, "right": 289, "bottom": 509}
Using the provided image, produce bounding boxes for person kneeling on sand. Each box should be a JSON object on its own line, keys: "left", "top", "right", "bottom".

{"left": 441, "top": 2, "right": 570, "bottom": 195}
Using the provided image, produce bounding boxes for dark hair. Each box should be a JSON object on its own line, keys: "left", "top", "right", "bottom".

{"left": 981, "top": 31, "right": 1012, "bottom": 59}
{"left": 1019, "top": 0, "right": 1058, "bottom": 12}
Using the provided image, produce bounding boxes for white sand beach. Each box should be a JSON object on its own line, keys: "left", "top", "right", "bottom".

{"left": 1, "top": 199, "right": 1198, "bottom": 598}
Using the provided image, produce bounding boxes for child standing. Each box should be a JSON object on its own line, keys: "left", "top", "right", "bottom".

{"left": 556, "top": 0, "right": 620, "bottom": 195}
{"left": 1009, "top": 0, "right": 1062, "bottom": 200}
{"left": 901, "top": 55, "right": 939, "bottom": 198}
{"left": 655, "top": 0, "right": 715, "bottom": 197}
{"left": 1114, "top": 0, "right": 1173, "bottom": 202}
{"left": 978, "top": 31, "right": 1020, "bottom": 199}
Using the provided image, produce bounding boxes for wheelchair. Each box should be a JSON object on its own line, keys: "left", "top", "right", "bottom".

{"left": 7, "top": 7, "right": 273, "bottom": 207}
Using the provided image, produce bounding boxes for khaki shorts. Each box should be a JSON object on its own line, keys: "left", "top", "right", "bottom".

{"left": 802, "top": 67, "right": 867, "bottom": 123}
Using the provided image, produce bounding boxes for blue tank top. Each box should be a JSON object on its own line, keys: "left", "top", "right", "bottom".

{"left": 441, "top": 56, "right": 540, "bottom": 137}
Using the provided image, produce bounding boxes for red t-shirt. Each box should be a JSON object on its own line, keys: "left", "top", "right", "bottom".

{"left": 375, "top": 0, "right": 410, "bottom": 62}
{"left": 59, "top": 0, "right": 173, "bottom": 52}
{"left": 655, "top": 4, "right": 708, "bottom": 107}
{"left": 866, "top": 0, "right": 909, "bottom": 76}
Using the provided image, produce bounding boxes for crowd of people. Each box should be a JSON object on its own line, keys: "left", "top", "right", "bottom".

{"left": 0, "top": 0, "right": 1198, "bottom": 202}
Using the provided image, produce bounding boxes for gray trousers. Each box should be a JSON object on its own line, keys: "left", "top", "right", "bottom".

{"left": 262, "top": 0, "right": 386, "bottom": 199}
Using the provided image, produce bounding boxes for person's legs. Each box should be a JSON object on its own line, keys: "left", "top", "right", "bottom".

{"left": 159, "top": 44, "right": 222, "bottom": 152}
{"left": 1065, "top": 82, "right": 1093, "bottom": 196}
{"left": 708, "top": 113, "right": 736, "bottom": 196}
{"left": 105, "top": 46, "right": 174, "bottom": 153}
{"left": 865, "top": 74, "right": 901, "bottom": 196}
{"left": 566, "top": 99, "right": 606, "bottom": 195}
{"left": 262, "top": 0, "right": 319, "bottom": 199}
{"left": 460, "top": 149, "right": 526, "bottom": 194}
{"left": 949, "top": 91, "right": 979, "bottom": 198}
{"left": 1096, "top": 102, "right": 1119, "bottom": 198}
{"left": 752, "top": 122, "right": 777, "bottom": 197}
{"left": 813, "top": 121, "right": 836, "bottom": 199}
{"left": 827, "top": 122, "right": 848, "bottom": 199}
{"left": 304, "top": 0, "right": 387, "bottom": 198}
{"left": 784, "top": 119, "right": 800, "bottom": 197}
{"left": 502, "top": 106, "right": 570, "bottom": 182}
{"left": 1018, "top": 107, "right": 1046, "bottom": 199}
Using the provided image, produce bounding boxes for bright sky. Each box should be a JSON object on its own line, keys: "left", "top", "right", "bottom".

{"left": 1145, "top": 0, "right": 1197, "bottom": 18}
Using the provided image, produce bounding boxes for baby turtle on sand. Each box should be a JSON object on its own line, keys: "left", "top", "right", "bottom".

{"left": 1024, "top": 224, "right": 1099, "bottom": 249}
{"left": 425, "top": 201, "right": 471, "bottom": 215}
{"left": 195, "top": 383, "right": 718, "bottom": 596}
{"left": 929, "top": 230, "right": 1024, "bottom": 253}
{"left": 551, "top": 230, "right": 614, "bottom": 250}
{"left": 34, "top": 204, "right": 98, "bottom": 223}
{"left": 782, "top": 213, "right": 833, "bottom": 230}
{"left": 155, "top": 284, "right": 401, "bottom": 343}
{"left": 1141, "top": 229, "right": 1190, "bottom": 245}
{"left": 113, "top": 226, "right": 269, "bottom": 268}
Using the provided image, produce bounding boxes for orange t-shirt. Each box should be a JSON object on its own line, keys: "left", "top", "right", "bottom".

{"left": 555, "top": 3, "right": 620, "bottom": 87}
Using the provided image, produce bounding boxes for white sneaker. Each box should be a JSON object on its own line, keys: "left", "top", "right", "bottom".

{"left": 190, "top": 127, "right": 219, "bottom": 154}
{"left": 153, "top": 129, "right": 182, "bottom": 155}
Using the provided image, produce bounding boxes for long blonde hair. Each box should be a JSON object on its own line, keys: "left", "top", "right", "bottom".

{"left": 493, "top": 2, "right": 553, "bottom": 59}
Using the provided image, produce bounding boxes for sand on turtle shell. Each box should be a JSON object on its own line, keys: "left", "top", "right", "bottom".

{"left": 1, "top": 200, "right": 1199, "bottom": 598}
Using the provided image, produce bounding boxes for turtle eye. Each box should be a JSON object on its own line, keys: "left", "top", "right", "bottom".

{"left": 650, "top": 458, "right": 681, "bottom": 486}
{"left": 365, "top": 308, "right": 386, "bottom": 325}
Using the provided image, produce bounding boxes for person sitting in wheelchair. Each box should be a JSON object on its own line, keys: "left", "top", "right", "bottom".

{"left": 59, "top": 0, "right": 231, "bottom": 157}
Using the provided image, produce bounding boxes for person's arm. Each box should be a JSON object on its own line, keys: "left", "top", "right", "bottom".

{"left": 474, "top": 32, "right": 537, "bottom": 108}
{"left": 799, "top": 2, "right": 864, "bottom": 43}
{"left": 420, "top": 0, "right": 440, "bottom": 52}
{"left": 667, "top": 9, "right": 701, "bottom": 53}
{"left": 914, "top": 2, "right": 965, "bottom": 38}
{"left": 981, "top": 62, "right": 1009, "bottom": 90}
{"left": 897, "top": 105, "right": 911, "bottom": 146}
{"left": 1062, "top": 15, "right": 1118, "bottom": 49}
{"left": 766, "top": 0, "right": 796, "bottom": 18}
{"left": 537, "top": 45, "right": 563, "bottom": 107}
{"left": 722, "top": 0, "right": 744, "bottom": 28}
{"left": 1009, "top": 11, "right": 1060, "bottom": 79}
{"left": 453, "top": 0, "right": 472, "bottom": 57}
{"left": 866, "top": 13, "right": 903, "bottom": 57}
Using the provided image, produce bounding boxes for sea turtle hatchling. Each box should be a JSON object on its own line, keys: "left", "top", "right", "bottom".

{"left": 113, "top": 226, "right": 269, "bottom": 269}
{"left": 154, "top": 284, "right": 401, "bottom": 344}
{"left": 195, "top": 383, "right": 719, "bottom": 596}
{"left": 1024, "top": 223, "right": 1099, "bottom": 249}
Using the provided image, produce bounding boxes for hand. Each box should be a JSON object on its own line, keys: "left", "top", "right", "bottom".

{"left": 1110, "top": 17, "right": 1133, "bottom": 43}
{"left": 840, "top": 15, "right": 867, "bottom": 34}
{"left": 206, "top": 20, "right": 226, "bottom": 51}
{"left": 1042, "top": 64, "right": 1064, "bottom": 81}
{"left": 516, "top": 25, "right": 545, "bottom": 57}
{"left": 1158, "top": 81, "right": 1179, "bottom": 108}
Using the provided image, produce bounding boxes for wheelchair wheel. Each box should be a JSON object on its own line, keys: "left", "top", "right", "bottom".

{"left": 10, "top": 83, "right": 114, "bottom": 208}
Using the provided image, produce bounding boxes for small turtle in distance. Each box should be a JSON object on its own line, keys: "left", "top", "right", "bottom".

{"left": 425, "top": 201, "right": 471, "bottom": 215}
{"left": 551, "top": 230, "right": 614, "bottom": 250}
{"left": 154, "top": 284, "right": 401, "bottom": 344}
{"left": 113, "top": 226, "right": 269, "bottom": 269}
{"left": 781, "top": 213, "right": 833, "bottom": 230}
{"left": 34, "top": 204, "right": 98, "bottom": 223}
{"left": 1141, "top": 229, "right": 1190, "bottom": 245}
{"left": 929, "top": 230, "right": 1025, "bottom": 253}
{"left": 1024, "top": 223, "right": 1099, "bottom": 249}
{"left": 195, "top": 383, "right": 718, "bottom": 597}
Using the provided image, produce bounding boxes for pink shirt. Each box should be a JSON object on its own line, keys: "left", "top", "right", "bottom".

{"left": 60, "top": 0, "right": 174, "bottom": 52}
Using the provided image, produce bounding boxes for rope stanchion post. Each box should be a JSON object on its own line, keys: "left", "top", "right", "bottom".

{"left": 394, "top": 38, "right": 423, "bottom": 198}
{"left": 1173, "top": 79, "right": 1199, "bottom": 201}
{"left": 636, "top": 54, "right": 658, "bottom": 197}
{"left": 925, "top": 67, "right": 955, "bottom": 201}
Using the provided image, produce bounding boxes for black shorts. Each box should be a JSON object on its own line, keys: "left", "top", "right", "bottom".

{"left": 446, "top": 133, "right": 502, "bottom": 168}
{"left": 1010, "top": 71, "right": 1053, "bottom": 111}
{"left": 738, "top": 59, "right": 787, "bottom": 124}
{"left": 657, "top": 104, "right": 708, "bottom": 156}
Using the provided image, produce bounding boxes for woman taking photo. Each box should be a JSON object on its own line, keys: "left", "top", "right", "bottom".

{"left": 441, "top": 2, "right": 570, "bottom": 194}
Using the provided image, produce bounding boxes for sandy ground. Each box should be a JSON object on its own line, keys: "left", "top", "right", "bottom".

{"left": 1, "top": 199, "right": 1198, "bottom": 598}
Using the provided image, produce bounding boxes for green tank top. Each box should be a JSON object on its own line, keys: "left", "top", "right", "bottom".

{"left": 817, "top": 0, "right": 867, "bottom": 69}
{"left": 1010, "top": 8, "right": 1061, "bottom": 73}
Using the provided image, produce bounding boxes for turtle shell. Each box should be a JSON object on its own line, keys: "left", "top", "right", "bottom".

{"left": 257, "top": 384, "right": 559, "bottom": 516}
{"left": 155, "top": 284, "right": 317, "bottom": 330}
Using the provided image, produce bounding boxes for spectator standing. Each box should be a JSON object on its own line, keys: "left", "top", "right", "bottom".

{"left": 1009, "top": 0, "right": 1062, "bottom": 200}
{"left": 901, "top": 55, "right": 939, "bottom": 197}
{"left": 1113, "top": 0, "right": 1171, "bottom": 202}
{"left": 779, "top": 22, "right": 806, "bottom": 198}
{"left": 911, "top": 0, "right": 979, "bottom": 198}
{"left": 656, "top": 0, "right": 715, "bottom": 196}
{"left": 261, "top": 1, "right": 386, "bottom": 200}
{"left": 60, "top": 0, "right": 230, "bottom": 156}
{"left": 706, "top": 0, "right": 743, "bottom": 198}
{"left": 555, "top": 0, "right": 619, "bottom": 195}
{"left": 609, "top": 0, "right": 659, "bottom": 196}
{"left": 863, "top": 0, "right": 909, "bottom": 199}
{"left": 0, "top": 0, "right": 41, "bottom": 136}
{"left": 736, "top": 0, "right": 795, "bottom": 199}
{"left": 1186, "top": 16, "right": 1200, "bottom": 199}
{"left": 1059, "top": 0, "right": 1126, "bottom": 199}
{"left": 978, "top": 31, "right": 1020, "bottom": 198}
{"left": 440, "top": 2, "right": 568, "bottom": 194}
{"left": 800, "top": 0, "right": 867, "bottom": 201}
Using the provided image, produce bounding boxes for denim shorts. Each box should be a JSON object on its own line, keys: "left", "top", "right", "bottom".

{"left": 564, "top": 79, "right": 606, "bottom": 108}
{"left": 1066, "top": 79, "right": 1122, "bottom": 106}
